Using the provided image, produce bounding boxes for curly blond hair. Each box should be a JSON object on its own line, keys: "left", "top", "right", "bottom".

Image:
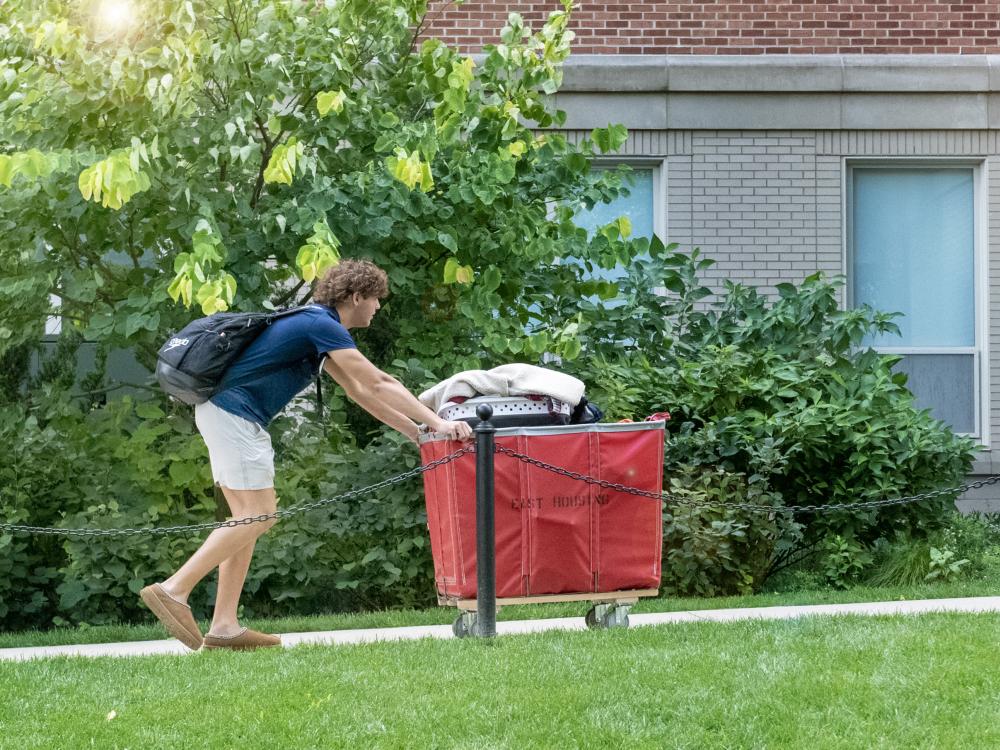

{"left": 313, "top": 259, "right": 389, "bottom": 306}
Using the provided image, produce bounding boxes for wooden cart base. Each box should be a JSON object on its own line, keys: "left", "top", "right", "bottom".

{"left": 442, "top": 588, "right": 659, "bottom": 637}
{"left": 443, "top": 588, "right": 659, "bottom": 610}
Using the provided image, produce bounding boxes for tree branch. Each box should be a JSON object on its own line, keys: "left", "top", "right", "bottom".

{"left": 275, "top": 278, "right": 307, "bottom": 308}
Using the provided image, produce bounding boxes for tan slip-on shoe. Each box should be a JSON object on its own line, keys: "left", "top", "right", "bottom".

{"left": 139, "top": 583, "right": 203, "bottom": 651}
{"left": 203, "top": 627, "right": 282, "bottom": 651}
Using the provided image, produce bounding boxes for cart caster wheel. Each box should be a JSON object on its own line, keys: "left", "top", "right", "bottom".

{"left": 585, "top": 604, "right": 631, "bottom": 630}
{"left": 453, "top": 612, "right": 477, "bottom": 638}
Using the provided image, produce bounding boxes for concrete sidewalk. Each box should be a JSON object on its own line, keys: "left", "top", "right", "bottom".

{"left": 2, "top": 596, "right": 998, "bottom": 663}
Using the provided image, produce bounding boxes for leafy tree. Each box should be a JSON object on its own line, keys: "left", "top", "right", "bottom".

{"left": 0, "top": 0, "right": 637, "bottom": 381}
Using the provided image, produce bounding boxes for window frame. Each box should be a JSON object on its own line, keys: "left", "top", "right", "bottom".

{"left": 843, "top": 157, "right": 988, "bottom": 443}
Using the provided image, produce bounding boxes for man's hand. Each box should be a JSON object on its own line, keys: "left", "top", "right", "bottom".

{"left": 432, "top": 418, "right": 474, "bottom": 441}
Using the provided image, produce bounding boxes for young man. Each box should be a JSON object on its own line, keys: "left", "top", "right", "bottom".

{"left": 140, "top": 259, "right": 473, "bottom": 651}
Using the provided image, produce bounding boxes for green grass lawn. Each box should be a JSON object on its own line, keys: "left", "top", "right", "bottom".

{"left": 3, "top": 612, "right": 998, "bottom": 749}
{"left": 2, "top": 577, "right": 997, "bottom": 649}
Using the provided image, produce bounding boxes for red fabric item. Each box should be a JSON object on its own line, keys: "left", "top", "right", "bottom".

{"left": 420, "top": 425, "right": 664, "bottom": 601}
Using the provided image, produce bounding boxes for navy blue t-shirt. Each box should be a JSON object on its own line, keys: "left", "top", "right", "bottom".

{"left": 211, "top": 304, "right": 356, "bottom": 427}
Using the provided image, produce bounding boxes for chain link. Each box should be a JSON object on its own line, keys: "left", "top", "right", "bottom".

{"left": 5, "top": 441, "right": 1000, "bottom": 537}
{"left": 0, "top": 447, "right": 473, "bottom": 538}
{"left": 494, "top": 445, "right": 1000, "bottom": 516}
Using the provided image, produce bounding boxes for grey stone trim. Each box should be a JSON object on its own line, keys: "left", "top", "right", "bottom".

{"left": 665, "top": 93, "right": 842, "bottom": 130}
{"left": 560, "top": 55, "right": 1000, "bottom": 94}
{"left": 556, "top": 92, "right": 668, "bottom": 130}
{"left": 549, "top": 55, "right": 1000, "bottom": 131}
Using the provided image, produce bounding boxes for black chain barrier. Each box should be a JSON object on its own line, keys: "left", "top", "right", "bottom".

{"left": 494, "top": 445, "right": 1000, "bottom": 517}
{"left": 0, "top": 446, "right": 473, "bottom": 539}
{"left": 3, "top": 443, "right": 1000, "bottom": 538}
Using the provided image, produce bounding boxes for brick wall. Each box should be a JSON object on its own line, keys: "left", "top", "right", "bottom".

{"left": 422, "top": 2, "right": 1000, "bottom": 54}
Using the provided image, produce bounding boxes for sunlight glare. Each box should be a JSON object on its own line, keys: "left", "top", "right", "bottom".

{"left": 96, "top": 0, "right": 135, "bottom": 33}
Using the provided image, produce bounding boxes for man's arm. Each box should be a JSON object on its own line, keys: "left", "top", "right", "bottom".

{"left": 323, "top": 349, "right": 473, "bottom": 442}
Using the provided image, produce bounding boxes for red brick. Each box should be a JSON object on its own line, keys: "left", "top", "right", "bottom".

{"left": 419, "top": 1, "right": 1000, "bottom": 55}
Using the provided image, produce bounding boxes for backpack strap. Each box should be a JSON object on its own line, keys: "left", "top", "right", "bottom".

{"left": 270, "top": 304, "right": 329, "bottom": 422}
{"left": 267, "top": 304, "right": 315, "bottom": 321}
{"left": 315, "top": 372, "right": 324, "bottom": 422}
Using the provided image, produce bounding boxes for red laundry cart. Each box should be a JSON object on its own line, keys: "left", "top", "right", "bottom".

{"left": 419, "top": 421, "right": 665, "bottom": 634}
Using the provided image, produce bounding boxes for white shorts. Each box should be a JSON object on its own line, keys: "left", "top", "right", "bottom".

{"left": 195, "top": 400, "right": 275, "bottom": 490}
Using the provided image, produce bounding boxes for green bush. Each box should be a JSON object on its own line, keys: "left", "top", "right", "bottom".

{"left": 566, "top": 245, "right": 979, "bottom": 594}
{"left": 0, "top": 394, "right": 216, "bottom": 628}
{"left": 662, "top": 467, "right": 799, "bottom": 597}
{"left": 0, "top": 383, "right": 446, "bottom": 629}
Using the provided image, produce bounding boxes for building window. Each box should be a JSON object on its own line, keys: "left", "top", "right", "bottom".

{"left": 571, "top": 161, "right": 664, "bottom": 282}
{"left": 848, "top": 163, "right": 981, "bottom": 437}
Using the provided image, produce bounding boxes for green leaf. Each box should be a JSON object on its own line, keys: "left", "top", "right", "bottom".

{"left": 263, "top": 138, "right": 304, "bottom": 186}
{"left": 169, "top": 462, "right": 198, "bottom": 484}
{"left": 442, "top": 257, "right": 474, "bottom": 285}
{"left": 124, "top": 312, "right": 146, "bottom": 338}
{"left": 77, "top": 151, "right": 150, "bottom": 210}
{"left": 135, "top": 402, "right": 165, "bottom": 420}
{"left": 482, "top": 266, "right": 502, "bottom": 292}
{"left": 296, "top": 219, "right": 340, "bottom": 282}
{"left": 590, "top": 123, "right": 628, "bottom": 154}
{"left": 437, "top": 231, "right": 457, "bottom": 252}
{"left": 443, "top": 257, "right": 459, "bottom": 284}
{"left": 316, "top": 89, "right": 347, "bottom": 117}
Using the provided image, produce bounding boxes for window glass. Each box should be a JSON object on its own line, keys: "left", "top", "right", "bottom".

{"left": 571, "top": 168, "right": 655, "bottom": 282}
{"left": 574, "top": 168, "right": 655, "bottom": 240}
{"left": 851, "top": 166, "right": 977, "bottom": 435}
{"left": 853, "top": 168, "right": 974, "bottom": 348}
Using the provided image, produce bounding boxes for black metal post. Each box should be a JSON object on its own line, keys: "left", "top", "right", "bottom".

{"left": 474, "top": 403, "right": 496, "bottom": 638}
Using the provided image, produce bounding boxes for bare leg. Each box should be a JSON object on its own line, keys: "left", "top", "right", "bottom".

{"left": 209, "top": 537, "right": 258, "bottom": 635}
{"left": 161, "top": 487, "right": 277, "bottom": 608}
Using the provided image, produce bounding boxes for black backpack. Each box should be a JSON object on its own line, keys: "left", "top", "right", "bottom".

{"left": 155, "top": 306, "right": 309, "bottom": 405}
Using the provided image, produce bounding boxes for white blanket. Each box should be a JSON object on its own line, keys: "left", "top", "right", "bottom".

{"left": 419, "top": 364, "right": 585, "bottom": 413}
